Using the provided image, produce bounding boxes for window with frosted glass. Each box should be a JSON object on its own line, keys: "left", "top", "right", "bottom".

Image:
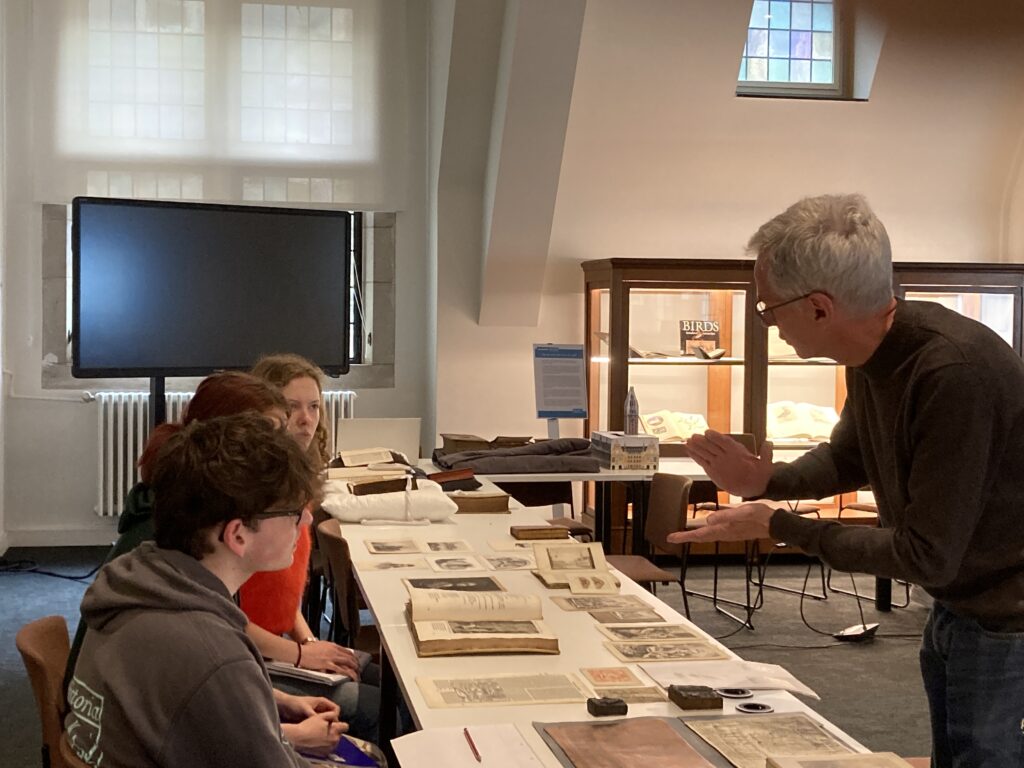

{"left": 240, "top": 3, "right": 354, "bottom": 145}
{"left": 739, "top": 1, "right": 835, "bottom": 86}
{"left": 88, "top": 0, "right": 206, "bottom": 140}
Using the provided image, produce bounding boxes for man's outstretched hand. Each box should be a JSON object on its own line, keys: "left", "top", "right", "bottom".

{"left": 666, "top": 503, "right": 776, "bottom": 545}
{"left": 686, "top": 430, "right": 774, "bottom": 498}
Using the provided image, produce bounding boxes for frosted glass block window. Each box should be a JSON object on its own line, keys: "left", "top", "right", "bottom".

{"left": 739, "top": 0, "right": 836, "bottom": 90}
{"left": 240, "top": 3, "right": 354, "bottom": 145}
{"left": 242, "top": 175, "right": 342, "bottom": 203}
{"left": 88, "top": 0, "right": 206, "bottom": 140}
{"left": 86, "top": 169, "right": 204, "bottom": 199}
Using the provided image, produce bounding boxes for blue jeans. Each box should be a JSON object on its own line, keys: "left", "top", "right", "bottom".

{"left": 271, "top": 662, "right": 381, "bottom": 744}
{"left": 919, "top": 601, "right": 1024, "bottom": 767}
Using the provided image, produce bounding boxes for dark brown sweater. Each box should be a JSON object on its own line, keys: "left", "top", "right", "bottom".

{"left": 767, "top": 300, "right": 1024, "bottom": 631}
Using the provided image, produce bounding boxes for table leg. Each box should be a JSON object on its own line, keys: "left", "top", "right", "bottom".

{"left": 631, "top": 481, "right": 649, "bottom": 556}
{"left": 875, "top": 576, "right": 892, "bottom": 612}
{"left": 379, "top": 646, "right": 398, "bottom": 763}
{"left": 596, "top": 482, "right": 610, "bottom": 554}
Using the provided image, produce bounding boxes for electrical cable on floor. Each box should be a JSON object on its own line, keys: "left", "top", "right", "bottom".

{"left": 710, "top": 541, "right": 772, "bottom": 641}
{"left": 0, "top": 558, "right": 101, "bottom": 581}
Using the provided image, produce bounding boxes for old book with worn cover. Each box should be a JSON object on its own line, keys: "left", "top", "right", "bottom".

{"left": 449, "top": 490, "right": 511, "bottom": 514}
{"left": 349, "top": 476, "right": 415, "bottom": 496}
{"left": 511, "top": 525, "right": 570, "bottom": 540}
{"left": 767, "top": 755, "right": 914, "bottom": 768}
{"left": 405, "top": 588, "right": 559, "bottom": 657}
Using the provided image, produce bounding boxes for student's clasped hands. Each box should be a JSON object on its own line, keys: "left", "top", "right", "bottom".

{"left": 666, "top": 430, "right": 778, "bottom": 546}
{"left": 277, "top": 693, "right": 348, "bottom": 756}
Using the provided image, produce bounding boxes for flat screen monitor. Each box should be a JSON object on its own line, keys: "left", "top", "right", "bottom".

{"left": 72, "top": 197, "right": 352, "bottom": 377}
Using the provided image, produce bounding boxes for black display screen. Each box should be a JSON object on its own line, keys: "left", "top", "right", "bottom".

{"left": 72, "top": 197, "right": 351, "bottom": 377}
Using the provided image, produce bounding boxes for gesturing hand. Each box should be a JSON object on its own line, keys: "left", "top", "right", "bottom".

{"left": 666, "top": 503, "right": 776, "bottom": 545}
{"left": 299, "top": 641, "right": 361, "bottom": 681}
{"left": 686, "top": 430, "right": 774, "bottom": 498}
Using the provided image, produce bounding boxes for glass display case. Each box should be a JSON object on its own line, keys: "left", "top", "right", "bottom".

{"left": 582, "top": 258, "right": 1024, "bottom": 524}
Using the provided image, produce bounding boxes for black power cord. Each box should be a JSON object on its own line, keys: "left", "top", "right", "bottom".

{"left": 0, "top": 558, "right": 102, "bottom": 582}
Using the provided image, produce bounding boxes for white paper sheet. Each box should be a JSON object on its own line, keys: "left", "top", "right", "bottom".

{"left": 391, "top": 724, "right": 545, "bottom": 768}
{"left": 640, "top": 659, "right": 819, "bottom": 699}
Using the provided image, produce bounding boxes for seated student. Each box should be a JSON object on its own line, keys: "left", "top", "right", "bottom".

{"left": 65, "top": 372, "right": 288, "bottom": 686}
{"left": 245, "top": 354, "right": 380, "bottom": 741}
{"left": 65, "top": 414, "right": 343, "bottom": 767}
{"left": 64, "top": 372, "right": 349, "bottom": 754}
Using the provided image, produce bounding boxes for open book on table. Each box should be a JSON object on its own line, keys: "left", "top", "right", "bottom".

{"left": 405, "top": 588, "right": 559, "bottom": 657}
{"left": 532, "top": 541, "right": 620, "bottom": 594}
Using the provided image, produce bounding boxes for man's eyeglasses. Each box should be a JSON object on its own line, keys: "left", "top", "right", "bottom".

{"left": 252, "top": 507, "right": 306, "bottom": 526}
{"left": 754, "top": 292, "right": 815, "bottom": 327}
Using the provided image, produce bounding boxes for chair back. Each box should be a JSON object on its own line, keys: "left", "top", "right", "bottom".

{"left": 335, "top": 417, "right": 422, "bottom": 461}
{"left": 15, "top": 615, "right": 73, "bottom": 768}
{"left": 316, "top": 518, "right": 362, "bottom": 645}
{"left": 644, "top": 473, "right": 693, "bottom": 558}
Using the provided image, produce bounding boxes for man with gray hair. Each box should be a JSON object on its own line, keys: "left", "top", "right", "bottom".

{"left": 670, "top": 193, "right": 1024, "bottom": 767}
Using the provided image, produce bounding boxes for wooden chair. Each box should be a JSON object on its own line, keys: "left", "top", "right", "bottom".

{"left": 15, "top": 615, "right": 88, "bottom": 768}
{"left": 301, "top": 507, "right": 332, "bottom": 634}
{"left": 316, "top": 518, "right": 381, "bottom": 659}
{"left": 606, "top": 474, "right": 692, "bottom": 603}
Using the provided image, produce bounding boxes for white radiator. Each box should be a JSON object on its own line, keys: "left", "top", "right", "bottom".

{"left": 96, "top": 390, "right": 356, "bottom": 517}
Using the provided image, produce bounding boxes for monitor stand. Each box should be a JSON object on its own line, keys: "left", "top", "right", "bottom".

{"left": 150, "top": 376, "right": 166, "bottom": 429}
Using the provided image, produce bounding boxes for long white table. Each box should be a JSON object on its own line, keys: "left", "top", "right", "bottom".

{"left": 342, "top": 506, "right": 865, "bottom": 766}
{"left": 418, "top": 457, "right": 709, "bottom": 555}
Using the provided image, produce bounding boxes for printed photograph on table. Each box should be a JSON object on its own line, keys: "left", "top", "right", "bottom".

{"left": 426, "top": 555, "right": 488, "bottom": 572}
{"left": 598, "top": 624, "right": 699, "bottom": 642}
{"left": 483, "top": 554, "right": 537, "bottom": 571}
{"left": 417, "top": 673, "right": 588, "bottom": 708}
{"left": 354, "top": 558, "right": 427, "bottom": 571}
{"left": 424, "top": 540, "right": 473, "bottom": 553}
{"left": 589, "top": 608, "right": 666, "bottom": 624}
{"left": 551, "top": 594, "right": 648, "bottom": 611}
{"left": 604, "top": 640, "right": 729, "bottom": 662}
{"left": 403, "top": 576, "right": 505, "bottom": 592}
{"left": 365, "top": 539, "right": 421, "bottom": 554}
{"left": 683, "top": 713, "right": 855, "bottom": 768}
{"left": 580, "top": 666, "right": 646, "bottom": 687}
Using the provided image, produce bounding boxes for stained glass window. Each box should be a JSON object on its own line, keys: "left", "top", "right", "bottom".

{"left": 739, "top": 1, "right": 836, "bottom": 88}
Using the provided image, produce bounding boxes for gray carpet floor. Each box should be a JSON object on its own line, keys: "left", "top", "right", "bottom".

{"left": 1, "top": 547, "right": 931, "bottom": 768}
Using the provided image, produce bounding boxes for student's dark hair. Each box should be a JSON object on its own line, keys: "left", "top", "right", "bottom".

{"left": 137, "top": 372, "right": 287, "bottom": 483}
{"left": 151, "top": 413, "right": 321, "bottom": 559}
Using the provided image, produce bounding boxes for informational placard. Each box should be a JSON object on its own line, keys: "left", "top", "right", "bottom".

{"left": 533, "top": 344, "right": 587, "bottom": 419}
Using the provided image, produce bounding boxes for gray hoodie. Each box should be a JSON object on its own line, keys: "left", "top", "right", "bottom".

{"left": 65, "top": 542, "right": 309, "bottom": 768}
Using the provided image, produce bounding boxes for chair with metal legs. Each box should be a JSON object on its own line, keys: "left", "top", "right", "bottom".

{"left": 826, "top": 496, "right": 911, "bottom": 609}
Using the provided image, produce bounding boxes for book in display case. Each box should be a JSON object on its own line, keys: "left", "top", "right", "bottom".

{"left": 581, "top": 258, "right": 1024, "bottom": 548}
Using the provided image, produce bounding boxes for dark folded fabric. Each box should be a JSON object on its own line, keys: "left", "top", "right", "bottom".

{"left": 433, "top": 438, "right": 598, "bottom": 474}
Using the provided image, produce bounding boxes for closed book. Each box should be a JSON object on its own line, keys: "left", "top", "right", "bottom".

{"left": 510, "top": 525, "right": 569, "bottom": 540}
{"left": 349, "top": 477, "right": 415, "bottom": 496}
{"left": 449, "top": 491, "right": 510, "bottom": 514}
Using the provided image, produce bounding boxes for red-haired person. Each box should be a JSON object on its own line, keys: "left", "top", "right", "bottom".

{"left": 65, "top": 372, "right": 347, "bottom": 757}
{"left": 245, "top": 354, "right": 380, "bottom": 743}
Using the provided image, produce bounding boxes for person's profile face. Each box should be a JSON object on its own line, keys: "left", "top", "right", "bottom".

{"left": 282, "top": 376, "right": 321, "bottom": 451}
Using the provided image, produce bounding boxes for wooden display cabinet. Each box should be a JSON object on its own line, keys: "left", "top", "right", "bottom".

{"left": 582, "top": 258, "right": 1024, "bottom": 543}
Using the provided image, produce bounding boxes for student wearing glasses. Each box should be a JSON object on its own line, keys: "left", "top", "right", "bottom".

{"left": 65, "top": 372, "right": 349, "bottom": 759}
{"left": 669, "top": 193, "right": 1024, "bottom": 767}
{"left": 245, "top": 354, "right": 380, "bottom": 743}
{"left": 65, "top": 414, "right": 338, "bottom": 768}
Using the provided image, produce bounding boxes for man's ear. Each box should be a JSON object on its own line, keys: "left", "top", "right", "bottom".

{"left": 808, "top": 292, "right": 834, "bottom": 322}
{"left": 219, "top": 518, "right": 251, "bottom": 557}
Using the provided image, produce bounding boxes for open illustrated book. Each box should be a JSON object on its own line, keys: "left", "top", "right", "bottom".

{"left": 405, "top": 588, "right": 559, "bottom": 657}
{"left": 532, "top": 541, "right": 620, "bottom": 594}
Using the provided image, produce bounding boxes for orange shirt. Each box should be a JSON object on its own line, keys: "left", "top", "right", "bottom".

{"left": 238, "top": 525, "right": 312, "bottom": 636}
